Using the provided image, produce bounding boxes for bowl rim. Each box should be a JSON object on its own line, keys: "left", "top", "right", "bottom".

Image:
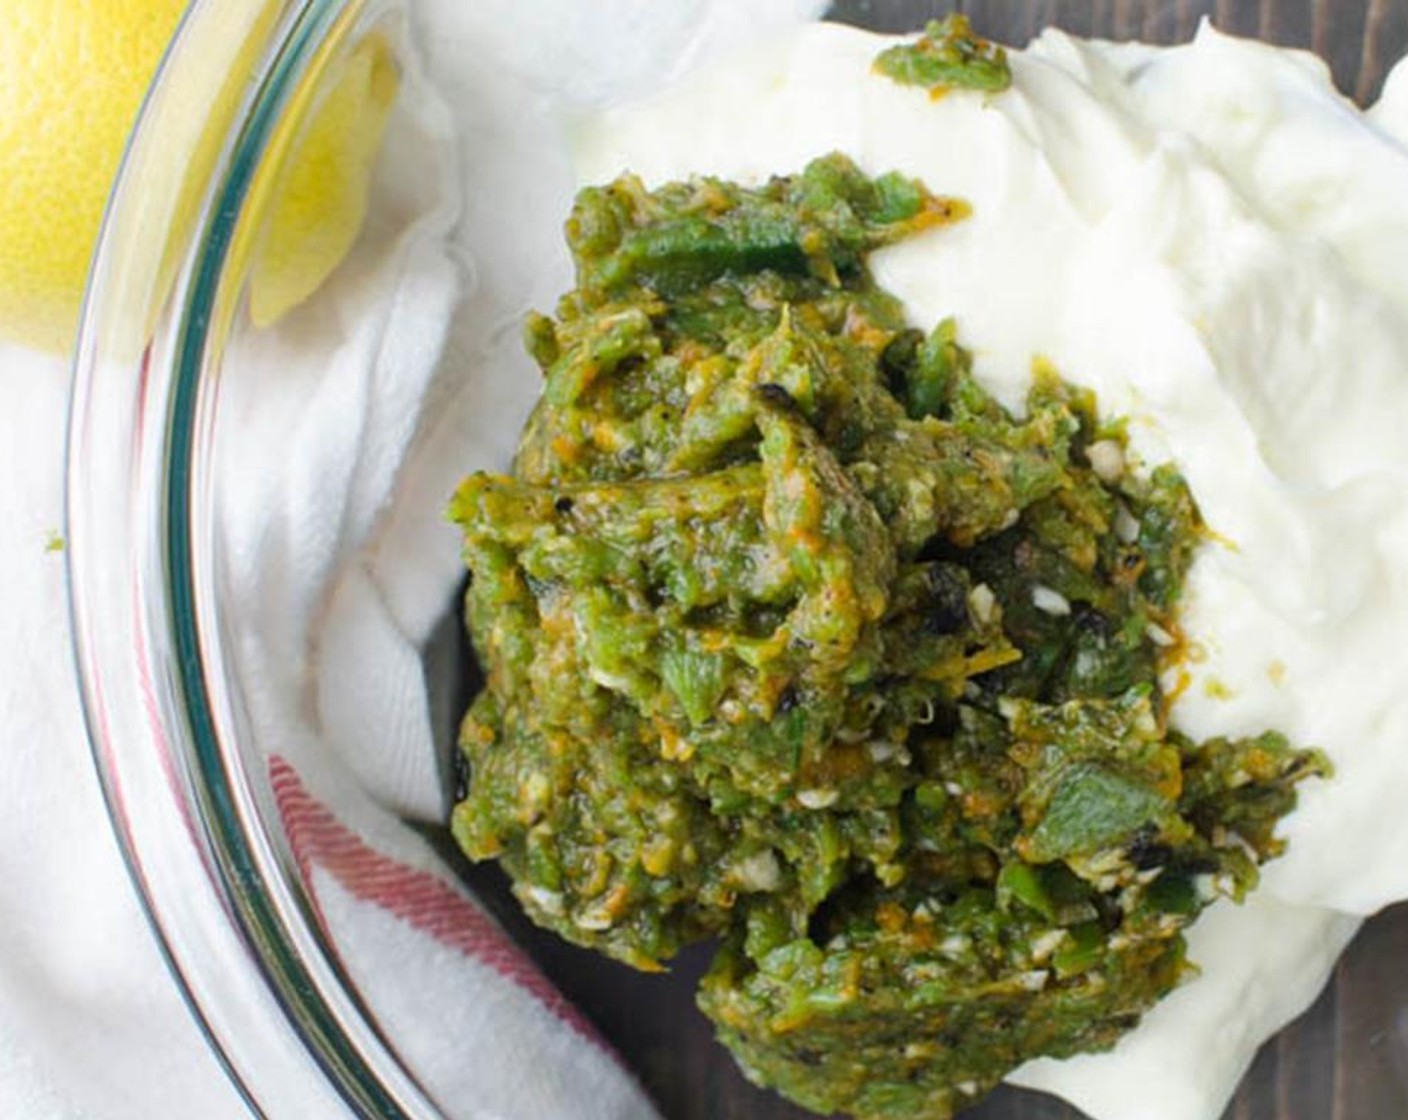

{"left": 64, "top": 1, "right": 447, "bottom": 1116}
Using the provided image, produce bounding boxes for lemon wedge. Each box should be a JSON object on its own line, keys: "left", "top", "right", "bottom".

{"left": 0, "top": 0, "right": 396, "bottom": 353}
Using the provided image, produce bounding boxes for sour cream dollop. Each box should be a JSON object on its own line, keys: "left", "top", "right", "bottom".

{"left": 573, "top": 20, "right": 1407, "bottom": 1120}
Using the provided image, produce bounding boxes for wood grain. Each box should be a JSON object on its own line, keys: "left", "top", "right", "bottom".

{"left": 826, "top": 0, "right": 1408, "bottom": 100}
{"left": 450, "top": 4, "right": 1408, "bottom": 1118}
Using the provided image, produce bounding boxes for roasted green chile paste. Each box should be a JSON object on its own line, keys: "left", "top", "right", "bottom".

{"left": 873, "top": 14, "right": 1013, "bottom": 94}
{"left": 449, "top": 152, "right": 1324, "bottom": 1118}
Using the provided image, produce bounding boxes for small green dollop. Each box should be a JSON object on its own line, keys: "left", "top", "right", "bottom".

{"left": 874, "top": 14, "right": 1013, "bottom": 94}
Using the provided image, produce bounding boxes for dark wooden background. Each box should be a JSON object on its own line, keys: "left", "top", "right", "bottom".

{"left": 449, "top": 4, "right": 1408, "bottom": 1118}
{"left": 834, "top": 0, "right": 1408, "bottom": 102}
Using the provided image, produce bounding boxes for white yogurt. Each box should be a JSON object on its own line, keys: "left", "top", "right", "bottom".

{"left": 572, "top": 20, "right": 1408, "bottom": 1120}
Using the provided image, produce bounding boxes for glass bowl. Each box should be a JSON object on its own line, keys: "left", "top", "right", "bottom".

{"left": 64, "top": 1, "right": 1408, "bottom": 1119}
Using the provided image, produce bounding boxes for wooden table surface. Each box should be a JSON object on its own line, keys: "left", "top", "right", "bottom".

{"left": 835, "top": 0, "right": 1408, "bottom": 103}
{"left": 448, "top": 4, "right": 1408, "bottom": 1118}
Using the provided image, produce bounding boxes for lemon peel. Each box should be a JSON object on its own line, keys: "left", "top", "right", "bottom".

{"left": 0, "top": 0, "right": 397, "bottom": 354}
{"left": 0, "top": 0, "right": 186, "bottom": 352}
{"left": 247, "top": 35, "right": 400, "bottom": 328}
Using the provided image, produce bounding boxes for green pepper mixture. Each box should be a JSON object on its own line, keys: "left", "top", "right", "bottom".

{"left": 873, "top": 14, "right": 1013, "bottom": 95}
{"left": 448, "top": 52, "right": 1324, "bottom": 1119}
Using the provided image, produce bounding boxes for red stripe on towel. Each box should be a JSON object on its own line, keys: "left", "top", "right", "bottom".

{"left": 268, "top": 754, "right": 603, "bottom": 1046}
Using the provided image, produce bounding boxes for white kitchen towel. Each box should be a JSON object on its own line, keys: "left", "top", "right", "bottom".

{"left": 0, "top": 342, "right": 248, "bottom": 1119}
{"left": 0, "top": 2, "right": 821, "bottom": 1119}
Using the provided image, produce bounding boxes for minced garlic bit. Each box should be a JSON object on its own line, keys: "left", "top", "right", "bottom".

{"left": 969, "top": 582, "right": 997, "bottom": 624}
{"left": 1145, "top": 622, "right": 1176, "bottom": 647}
{"left": 732, "top": 849, "right": 783, "bottom": 892}
{"left": 797, "top": 788, "right": 841, "bottom": 810}
{"left": 1032, "top": 584, "right": 1072, "bottom": 616}
{"left": 1085, "top": 439, "right": 1125, "bottom": 481}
